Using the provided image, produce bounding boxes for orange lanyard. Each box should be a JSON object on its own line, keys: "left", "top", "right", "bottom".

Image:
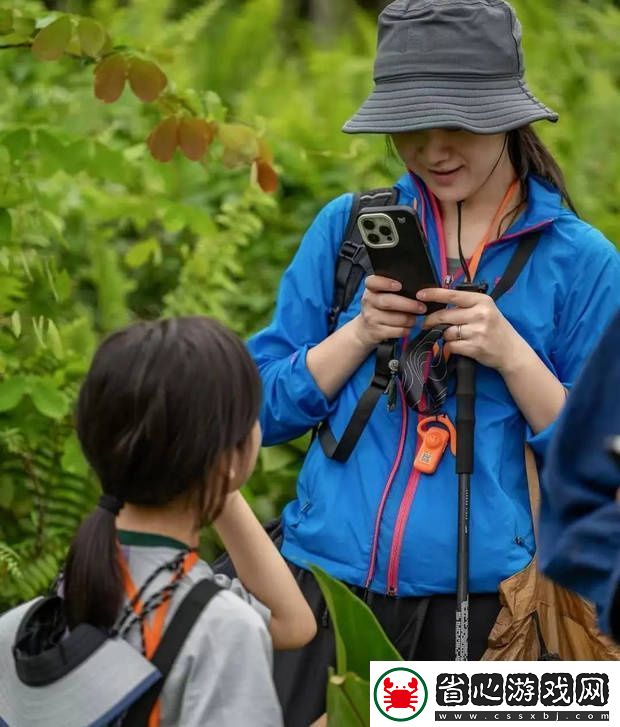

{"left": 456, "top": 178, "right": 520, "bottom": 283}
{"left": 118, "top": 547, "right": 199, "bottom": 727}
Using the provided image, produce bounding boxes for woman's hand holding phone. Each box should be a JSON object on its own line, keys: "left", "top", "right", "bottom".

{"left": 352, "top": 274, "right": 427, "bottom": 348}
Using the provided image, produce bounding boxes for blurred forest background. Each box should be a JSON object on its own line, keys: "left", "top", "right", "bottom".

{"left": 0, "top": 0, "right": 619, "bottom": 608}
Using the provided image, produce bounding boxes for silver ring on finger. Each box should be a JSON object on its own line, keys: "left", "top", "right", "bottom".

{"left": 457, "top": 324, "right": 463, "bottom": 341}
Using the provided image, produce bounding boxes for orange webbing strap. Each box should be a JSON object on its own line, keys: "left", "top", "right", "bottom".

{"left": 464, "top": 178, "right": 520, "bottom": 283}
{"left": 118, "top": 548, "right": 199, "bottom": 727}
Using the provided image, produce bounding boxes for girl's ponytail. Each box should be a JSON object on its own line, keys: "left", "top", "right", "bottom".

{"left": 63, "top": 498, "right": 123, "bottom": 630}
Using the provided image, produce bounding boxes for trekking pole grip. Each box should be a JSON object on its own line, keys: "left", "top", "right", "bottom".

{"left": 455, "top": 282, "right": 486, "bottom": 475}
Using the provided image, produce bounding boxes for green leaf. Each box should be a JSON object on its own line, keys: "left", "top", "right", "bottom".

{"left": 29, "top": 380, "right": 70, "bottom": 420}
{"left": 0, "top": 9, "right": 13, "bottom": 35}
{"left": 76, "top": 17, "right": 106, "bottom": 57}
{"left": 327, "top": 670, "right": 370, "bottom": 727}
{"left": 311, "top": 565, "right": 401, "bottom": 679}
{"left": 32, "top": 16, "right": 73, "bottom": 62}
{"left": 1, "top": 129, "right": 31, "bottom": 159}
{"left": 10, "top": 311, "right": 21, "bottom": 338}
{"left": 0, "top": 208, "right": 12, "bottom": 243}
{"left": 0, "top": 479, "right": 14, "bottom": 509}
{"left": 0, "top": 377, "right": 28, "bottom": 412}
{"left": 12, "top": 16, "right": 35, "bottom": 36}
{"left": 47, "top": 319, "right": 64, "bottom": 359}
{"left": 61, "top": 432, "right": 89, "bottom": 477}
{"left": 125, "top": 238, "right": 161, "bottom": 269}
{"left": 0, "top": 145, "right": 10, "bottom": 177}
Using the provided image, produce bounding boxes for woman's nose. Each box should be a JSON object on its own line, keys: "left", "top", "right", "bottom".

{"left": 421, "top": 129, "right": 453, "bottom": 160}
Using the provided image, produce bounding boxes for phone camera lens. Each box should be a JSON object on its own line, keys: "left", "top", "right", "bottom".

{"left": 367, "top": 233, "right": 380, "bottom": 244}
{"left": 379, "top": 225, "right": 392, "bottom": 236}
{"left": 362, "top": 219, "right": 375, "bottom": 230}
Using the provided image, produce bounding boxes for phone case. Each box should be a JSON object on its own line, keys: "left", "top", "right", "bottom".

{"left": 357, "top": 205, "right": 444, "bottom": 313}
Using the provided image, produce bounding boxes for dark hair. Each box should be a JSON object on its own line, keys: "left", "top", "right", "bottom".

{"left": 63, "top": 317, "right": 261, "bottom": 629}
{"left": 507, "top": 125, "right": 576, "bottom": 215}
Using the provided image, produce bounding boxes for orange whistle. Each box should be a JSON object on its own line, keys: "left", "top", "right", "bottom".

{"left": 414, "top": 427, "right": 450, "bottom": 474}
{"left": 414, "top": 414, "right": 457, "bottom": 474}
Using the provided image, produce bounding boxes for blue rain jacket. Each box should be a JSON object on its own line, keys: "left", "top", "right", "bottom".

{"left": 248, "top": 172, "right": 620, "bottom": 596}
{"left": 539, "top": 309, "right": 620, "bottom": 635}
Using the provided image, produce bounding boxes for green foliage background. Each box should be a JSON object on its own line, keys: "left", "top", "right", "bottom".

{"left": 0, "top": 0, "right": 619, "bottom": 609}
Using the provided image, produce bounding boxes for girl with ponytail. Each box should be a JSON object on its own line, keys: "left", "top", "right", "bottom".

{"left": 1, "top": 316, "right": 315, "bottom": 727}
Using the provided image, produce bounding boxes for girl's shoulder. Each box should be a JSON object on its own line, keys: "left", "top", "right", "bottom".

{"left": 185, "top": 558, "right": 271, "bottom": 626}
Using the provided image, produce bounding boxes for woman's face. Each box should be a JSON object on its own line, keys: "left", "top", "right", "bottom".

{"left": 391, "top": 129, "right": 508, "bottom": 203}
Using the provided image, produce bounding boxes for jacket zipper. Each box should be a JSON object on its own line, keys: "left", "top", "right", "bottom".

{"left": 386, "top": 443, "right": 423, "bottom": 595}
{"left": 384, "top": 181, "right": 443, "bottom": 596}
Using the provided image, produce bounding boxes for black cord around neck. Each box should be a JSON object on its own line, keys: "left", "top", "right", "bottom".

{"left": 455, "top": 134, "right": 509, "bottom": 284}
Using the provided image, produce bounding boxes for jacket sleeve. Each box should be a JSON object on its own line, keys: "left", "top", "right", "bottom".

{"left": 538, "top": 309, "right": 620, "bottom": 632}
{"left": 527, "top": 229, "right": 620, "bottom": 458}
{"left": 247, "top": 195, "right": 353, "bottom": 445}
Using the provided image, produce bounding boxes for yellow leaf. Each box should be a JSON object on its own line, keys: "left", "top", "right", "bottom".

{"left": 257, "top": 136, "right": 274, "bottom": 165}
{"left": 147, "top": 117, "right": 179, "bottom": 162}
{"left": 32, "top": 16, "right": 72, "bottom": 62}
{"left": 100, "top": 32, "right": 113, "bottom": 55}
{"left": 77, "top": 17, "right": 106, "bottom": 57}
{"left": 94, "top": 53, "right": 127, "bottom": 103}
{"left": 217, "top": 123, "right": 259, "bottom": 164}
{"left": 128, "top": 57, "right": 167, "bottom": 103}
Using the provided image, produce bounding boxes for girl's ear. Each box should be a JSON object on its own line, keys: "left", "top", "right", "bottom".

{"left": 229, "top": 421, "right": 262, "bottom": 492}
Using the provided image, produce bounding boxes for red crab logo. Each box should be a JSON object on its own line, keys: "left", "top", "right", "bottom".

{"left": 383, "top": 676, "right": 419, "bottom": 712}
{"left": 373, "top": 667, "right": 428, "bottom": 720}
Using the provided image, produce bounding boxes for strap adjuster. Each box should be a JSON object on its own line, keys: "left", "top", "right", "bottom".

{"left": 339, "top": 239, "right": 366, "bottom": 264}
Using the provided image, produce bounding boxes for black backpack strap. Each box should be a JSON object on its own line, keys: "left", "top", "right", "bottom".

{"left": 490, "top": 229, "right": 542, "bottom": 302}
{"left": 122, "top": 578, "right": 222, "bottom": 727}
{"left": 313, "top": 187, "right": 398, "bottom": 457}
{"left": 318, "top": 340, "right": 395, "bottom": 462}
{"left": 328, "top": 187, "right": 398, "bottom": 334}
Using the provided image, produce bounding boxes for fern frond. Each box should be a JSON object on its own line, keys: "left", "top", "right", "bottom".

{"left": 0, "top": 543, "right": 22, "bottom": 580}
{"left": 168, "top": 0, "right": 226, "bottom": 47}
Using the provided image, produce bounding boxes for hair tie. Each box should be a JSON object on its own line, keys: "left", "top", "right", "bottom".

{"left": 98, "top": 493, "right": 124, "bottom": 516}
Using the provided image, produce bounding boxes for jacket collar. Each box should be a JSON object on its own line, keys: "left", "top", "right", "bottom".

{"left": 394, "top": 171, "right": 564, "bottom": 242}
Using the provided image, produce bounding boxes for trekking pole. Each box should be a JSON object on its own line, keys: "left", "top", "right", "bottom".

{"left": 454, "top": 281, "right": 486, "bottom": 661}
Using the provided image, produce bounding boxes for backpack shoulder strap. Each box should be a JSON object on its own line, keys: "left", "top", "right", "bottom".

{"left": 490, "top": 229, "right": 542, "bottom": 302}
{"left": 328, "top": 187, "right": 398, "bottom": 334}
{"left": 122, "top": 578, "right": 222, "bottom": 726}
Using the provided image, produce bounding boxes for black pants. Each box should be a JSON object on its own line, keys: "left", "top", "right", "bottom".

{"left": 274, "top": 562, "right": 500, "bottom": 727}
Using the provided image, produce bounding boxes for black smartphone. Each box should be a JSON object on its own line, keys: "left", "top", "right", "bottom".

{"left": 356, "top": 205, "right": 444, "bottom": 313}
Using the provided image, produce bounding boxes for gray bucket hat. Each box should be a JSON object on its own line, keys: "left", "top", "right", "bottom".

{"left": 343, "top": 0, "right": 558, "bottom": 135}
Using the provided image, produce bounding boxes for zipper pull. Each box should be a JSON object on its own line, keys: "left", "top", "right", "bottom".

{"left": 385, "top": 358, "right": 400, "bottom": 411}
